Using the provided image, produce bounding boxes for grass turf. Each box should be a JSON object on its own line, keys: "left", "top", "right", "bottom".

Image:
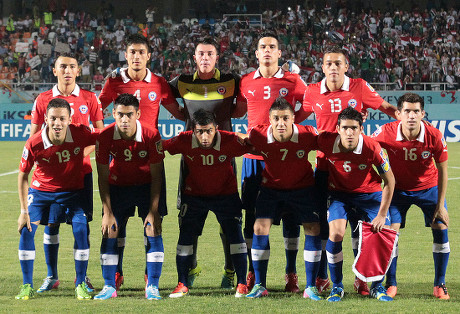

{"left": 0, "top": 141, "right": 458, "bottom": 312}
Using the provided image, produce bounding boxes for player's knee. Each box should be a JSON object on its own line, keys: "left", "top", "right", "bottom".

{"left": 303, "top": 222, "right": 320, "bottom": 236}
{"left": 47, "top": 223, "right": 60, "bottom": 228}
{"left": 253, "top": 219, "right": 271, "bottom": 235}
{"left": 431, "top": 222, "right": 448, "bottom": 230}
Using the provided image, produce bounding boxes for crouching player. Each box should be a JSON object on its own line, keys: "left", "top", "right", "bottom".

{"left": 317, "top": 107, "right": 395, "bottom": 302}
{"left": 163, "top": 109, "right": 248, "bottom": 298}
{"left": 244, "top": 98, "right": 322, "bottom": 300}
{"left": 94, "top": 94, "right": 165, "bottom": 300}
{"left": 16, "top": 98, "right": 98, "bottom": 300}
{"left": 371, "top": 93, "right": 450, "bottom": 299}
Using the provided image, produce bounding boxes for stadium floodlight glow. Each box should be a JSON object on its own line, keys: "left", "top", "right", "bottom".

{"left": 326, "top": 31, "right": 329, "bottom": 35}
{"left": 338, "top": 18, "right": 342, "bottom": 22}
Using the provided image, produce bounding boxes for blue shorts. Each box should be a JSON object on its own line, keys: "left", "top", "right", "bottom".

{"left": 109, "top": 183, "right": 166, "bottom": 223}
{"left": 28, "top": 188, "right": 87, "bottom": 225}
{"left": 328, "top": 191, "right": 392, "bottom": 226}
{"left": 241, "top": 157, "right": 265, "bottom": 212}
{"left": 179, "top": 193, "right": 242, "bottom": 236}
{"left": 256, "top": 186, "right": 320, "bottom": 224}
{"left": 390, "top": 186, "right": 447, "bottom": 228}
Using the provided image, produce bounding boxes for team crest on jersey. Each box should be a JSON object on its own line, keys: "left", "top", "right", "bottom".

{"left": 219, "top": 155, "right": 227, "bottom": 162}
{"left": 359, "top": 164, "right": 367, "bottom": 170}
{"left": 148, "top": 91, "right": 157, "bottom": 101}
{"left": 296, "top": 150, "right": 305, "bottom": 158}
{"left": 279, "top": 88, "right": 289, "bottom": 97}
{"left": 22, "top": 147, "right": 29, "bottom": 160}
{"left": 348, "top": 99, "right": 358, "bottom": 108}
{"left": 217, "top": 86, "right": 226, "bottom": 95}
{"left": 79, "top": 105, "right": 88, "bottom": 114}
{"left": 74, "top": 147, "right": 81, "bottom": 155}
{"left": 139, "top": 150, "right": 147, "bottom": 158}
{"left": 421, "top": 151, "right": 431, "bottom": 159}
{"left": 366, "top": 82, "right": 375, "bottom": 92}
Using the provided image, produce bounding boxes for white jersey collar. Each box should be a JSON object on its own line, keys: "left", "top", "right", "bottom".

{"left": 52, "top": 84, "right": 80, "bottom": 97}
{"left": 267, "top": 124, "right": 299, "bottom": 143}
{"left": 396, "top": 121, "right": 425, "bottom": 142}
{"left": 113, "top": 120, "right": 143, "bottom": 142}
{"left": 41, "top": 125, "right": 74, "bottom": 149}
{"left": 320, "top": 75, "right": 350, "bottom": 94}
{"left": 332, "top": 133, "right": 363, "bottom": 154}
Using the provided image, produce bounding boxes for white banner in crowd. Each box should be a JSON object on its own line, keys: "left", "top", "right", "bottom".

{"left": 15, "top": 42, "right": 29, "bottom": 53}
{"left": 26, "top": 55, "right": 41, "bottom": 69}
{"left": 38, "top": 44, "right": 52, "bottom": 55}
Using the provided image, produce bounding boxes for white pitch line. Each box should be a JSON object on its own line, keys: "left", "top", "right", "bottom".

{"left": 449, "top": 166, "right": 460, "bottom": 169}
{"left": 0, "top": 170, "right": 19, "bottom": 177}
{"left": 448, "top": 177, "right": 460, "bottom": 180}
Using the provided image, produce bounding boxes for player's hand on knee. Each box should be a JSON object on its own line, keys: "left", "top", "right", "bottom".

{"left": 101, "top": 213, "right": 117, "bottom": 237}
{"left": 17, "top": 212, "right": 32, "bottom": 233}
{"left": 432, "top": 206, "right": 449, "bottom": 227}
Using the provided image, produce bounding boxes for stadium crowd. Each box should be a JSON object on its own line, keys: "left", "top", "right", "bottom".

{"left": 0, "top": 3, "right": 459, "bottom": 89}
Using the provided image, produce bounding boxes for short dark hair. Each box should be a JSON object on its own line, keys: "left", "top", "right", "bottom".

{"left": 54, "top": 52, "right": 78, "bottom": 67}
{"left": 397, "top": 93, "right": 424, "bottom": 111}
{"left": 323, "top": 46, "right": 349, "bottom": 64}
{"left": 195, "top": 37, "right": 219, "bottom": 55}
{"left": 337, "top": 106, "right": 363, "bottom": 126}
{"left": 47, "top": 98, "right": 71, "bottom": 115}
{"left": 257, "top": 32, "right": 279, "bottom": 47}
{"left": 269, "top": 97, "right": 294, "bottom": 114}
{"left": 191, "top": 109, "right": 216, "bottom": 129}
{"left": 114, "top": 93, "right": 140, "bottom": 110}
{"left": 125, "top": 33, "right": 151, "bottom": 52}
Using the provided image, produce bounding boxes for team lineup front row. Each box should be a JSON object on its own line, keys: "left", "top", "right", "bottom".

{"left": 16, "top": 92, "right": 450, "bottom": 302}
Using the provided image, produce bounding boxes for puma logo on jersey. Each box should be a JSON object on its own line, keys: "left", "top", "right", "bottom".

{"left": 260, "top": 151, "right": 268, "bottom": 158}
{"left": 316, "top": 103, "right": 324, "bottom": 109}
{"left": 110, "top": 151, "right": 117, "bottom": 157}
{"left": 248, "top": 90, "right": 255, "bottom": 96}
{"left": 186, "top": 155, "right": 194, "bottom": 161}
{"left": 389, "top": 148, "right": 398, "bottom": 155}
{"left": 42, "top": 157, "right": 50, "bottom": 163}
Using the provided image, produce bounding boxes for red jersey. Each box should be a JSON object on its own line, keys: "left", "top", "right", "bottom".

{"left": 317, "top": 132, "right": 390, "bottom": 193}
{"left": 371, "top": 121, "right": 448, "bottom": 191}
{"left": 163, "top": 130, "right": 247, "bottom": 196}
{"left": 31, "top": 84, "right": 104, "bottom": 174}
{"left": 20, "top": 124, "right": 98, "bottom": 192}
{"left": 96, "top": 121, "right": 164, "bottom": 186}
{"left": 303, "top": 77, "right": 383, "bottom": 132}
{"left": 303, "top": 76, "right": 384, "bottom": 170}
{"left": 248, "top": 124, "right": 318, "bottom": 190}
{"left": 99, "top": 68, "right": 176, "bottom": 129}
{"left": 239, "top": 68, "right": 308, "bottom": 160}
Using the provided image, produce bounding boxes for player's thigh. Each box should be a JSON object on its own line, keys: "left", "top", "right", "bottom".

{"left": 179, "top": 195, "right": 210, "bottom": 236}
{"left": 27, "top": 188, "right": 55, "bottom": 224}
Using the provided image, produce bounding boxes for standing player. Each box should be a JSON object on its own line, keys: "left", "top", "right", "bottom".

{"left": 98, "top": 34, "right": 181, "bottom": 289}
{"left": 317, "top": 107, "right": 395, "bottom": 302}
{"left": 371, "top": 93, "right": 450, "bottom": 299}
{"left": 303, "top": 46, "right": 397, "bottom": 295}
{"left": 94, "top": 94, "right": 165, "bottom": 300}
{"left": 169, "top": 37, "right": 242, "bottom": 289}
{"left": 234, "top": 32, "right": 310, "bottom": 292}
{"left": 163, "top": 109, "right": 248, "bottom": 298}
{"left": 30, "top": 53, "right": 104, "bottom": 293}
{"left": 244, "top": 98, "right": 322, "bottom": 300}
{"left": 16, "top": 99, "right": 98, "bottom": 300}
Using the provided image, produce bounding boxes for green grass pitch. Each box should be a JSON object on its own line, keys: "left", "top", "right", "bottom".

{"left": 0, "top": 141, "right": 458, "bottom": 312}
